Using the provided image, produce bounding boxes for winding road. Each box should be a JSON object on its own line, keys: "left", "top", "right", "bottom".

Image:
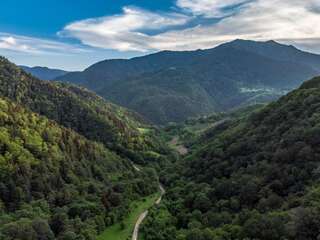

{"left": 132, "top": 211, "right": 148, "bottom": 240}
{"left": 132, "top": 184, "right": 165, "bottom": 240}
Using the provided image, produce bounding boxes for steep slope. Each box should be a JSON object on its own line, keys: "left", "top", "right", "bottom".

{"left": 0, "top": 57, "right": 168, "bottom": 161}
{"left": 142, "top": 76, "right": 320, "bottom": 240}
{"left": 102, "top": 68, "right": 219, "bottom": 124}
{"left": 0, "top": 97, "right": 158, "bottom": 240}
{"left": 56, "top": 40, "right": 320, "bottom": 124}
{"left": 20, "top": 66, "right": 68, "bottom": 80}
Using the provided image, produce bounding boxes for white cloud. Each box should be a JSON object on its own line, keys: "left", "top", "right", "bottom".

{"left": 62, "top": 0, "right": 320, "bottom": 53}
{"left": 176, "top": 0, "right": 250, "bottom": 18}
{"left": 62, "top": 7, "right": 190, "bottom": 52}
{"left": 156, "top": 0, "right": 320, "bottom": 51}
{"left": 0, "top": 33, "right": 87, "bottom": 55}
{"left": 0, "top": 36, "right": 34, "bottom": 53}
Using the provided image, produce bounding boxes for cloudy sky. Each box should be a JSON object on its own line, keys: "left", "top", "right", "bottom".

{"left": 1, "top": 0, "right": 320, "bottom": 70}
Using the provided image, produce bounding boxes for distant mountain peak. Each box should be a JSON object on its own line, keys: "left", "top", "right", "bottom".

{"left": 223, "top": 39, "right": 308, "bottom": 54}
{"left": 226, "top": 39, "right": 284, "bottom": 47}
{"left": 20, "top": 65, "right": 69, "bottom": 80}
{"left": 265, "top": 39, "right": 278, "bottom": 44}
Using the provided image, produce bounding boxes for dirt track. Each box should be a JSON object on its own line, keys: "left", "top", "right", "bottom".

{"left": 132, "top": 185, "right": 165, "bottom": 240}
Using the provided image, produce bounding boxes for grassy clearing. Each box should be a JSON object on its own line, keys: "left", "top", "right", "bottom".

{"left": 168, "top": 137, "right": 188, "bottom": 155}
{"left": 97, "top": 193, "right": 160, "bottom": 240}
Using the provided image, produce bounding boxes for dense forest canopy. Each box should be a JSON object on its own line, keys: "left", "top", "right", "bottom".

{"left": 140, "top": 76, "right": 320, "bottom": 240}
{"left": 0, "top": 97, "right": 159, "bottom": 240}
{"left": 0, "top": 57, "right": 170, "bottom": 163}
{"left": 0, "top": 57, "right": 172, "bottom": 240}
{"left": 2, "top": 54, "right": 320, "bottom": 240}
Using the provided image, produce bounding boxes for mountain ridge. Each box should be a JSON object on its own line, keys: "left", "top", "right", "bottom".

{"left": 56, "top": 40, "right": 320, "bottom": 124}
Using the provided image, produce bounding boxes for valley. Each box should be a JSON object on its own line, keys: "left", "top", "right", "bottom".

{"left": 0, "top": 58, "right": 169, "bottom": 240}
{"left": 2, "top": 0, "right": 320, "bottom": 239}
{"left": 1, "top": 41, "right": 320, "bottom": 240}
{"left": 139, "top": 76, "right": 320, "bottom": 240}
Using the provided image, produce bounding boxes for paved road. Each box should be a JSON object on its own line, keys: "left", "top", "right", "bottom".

{"left": 132, "top": 185, "right": 165, "bottom": 240}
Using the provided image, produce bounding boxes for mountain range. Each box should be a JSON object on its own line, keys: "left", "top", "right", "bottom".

{"left": 20, "top": 65, "right": 68, "bottom": 80}
{"left": 2, "top": 38, "right": 320, "bottom": 240}
{"left": 56, "top": 40, "right": 320, "bottom": 124}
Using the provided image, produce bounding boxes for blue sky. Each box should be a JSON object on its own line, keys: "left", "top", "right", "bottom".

{"left": 0, "top": 0, "right": 173, "bottom": 70}
{"left": 0, "top": 1, "right": 173, "bottom": 38}
{"left": 1, "top": 0, "right": 320, "bottom": 70}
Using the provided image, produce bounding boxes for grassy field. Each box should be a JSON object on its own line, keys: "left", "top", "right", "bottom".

{"left": 97, "top": 193, "right": 160, "bottom": 240}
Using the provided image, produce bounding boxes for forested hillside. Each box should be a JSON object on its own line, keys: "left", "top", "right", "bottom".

{"left": 3, "top": 44, "right": 320, "bottom": 239}
{"left": 3, "top": 0, "right": 320, "bottom": 239}
{"left": 57, "top": 40, "right": 320, "bottom": 124}
{"left": 0, "top": 57, "right": 169, "bottom": 164}
{"left": 141, "top": 76, "right": 320, "bottom": 240}
{"left": 0, "top": 98, "right": 159, "bottom": 240}
{"left": 0, "top": 57, "right": 174, "bottom": 240}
